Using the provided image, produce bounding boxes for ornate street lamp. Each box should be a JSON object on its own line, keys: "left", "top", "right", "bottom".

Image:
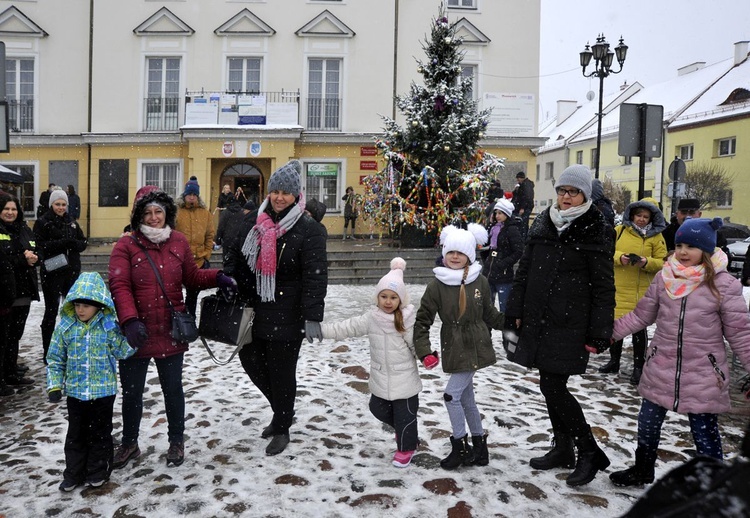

{"left": 580, "top": 34, "right": 628, "bottom": 178}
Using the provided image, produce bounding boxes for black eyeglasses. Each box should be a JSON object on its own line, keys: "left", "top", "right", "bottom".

{"left": 556, "top": 187, "right": 582, "bottom": 197}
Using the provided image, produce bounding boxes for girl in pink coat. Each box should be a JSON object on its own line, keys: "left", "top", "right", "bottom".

{"left": 609, "top": 217, "right": 750, "bottom": 487}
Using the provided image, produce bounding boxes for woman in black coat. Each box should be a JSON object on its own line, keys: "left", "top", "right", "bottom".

{"left": 33, "top": 189, "right": 87, "bottom": 361}
{"left": 0, "top": 193, "right": 39, "bottom": 391}
{"left": 505, "top": 165, "right": 615, "bottom": 487}
{"left": 225, "top": 160, "right": 327, "bottom": 456}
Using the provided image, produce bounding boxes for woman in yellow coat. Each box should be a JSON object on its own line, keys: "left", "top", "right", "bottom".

{"left": 599, "top": 198, "right": 667, "bottom": 385}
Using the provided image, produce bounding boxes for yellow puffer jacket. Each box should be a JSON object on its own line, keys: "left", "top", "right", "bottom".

{"left": 175, "top": 197, "right": 215, "bottom": 267}
{"left": 614, "top": 199, "right": 667, "bottom": 318}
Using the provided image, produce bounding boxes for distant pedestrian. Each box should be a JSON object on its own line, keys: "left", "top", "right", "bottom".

{"left": 609, "top": 217, "right": 750, "bottom": 487}
{"left": 37, "top": 183, "right": 56, "bottom": 219}
{"left": 414, "top": 223, "right": 505, "bottom": 470}
{"left": 322, "top": 258, "right": 421, "bottom": 468}
{"left": 480, "top": 198, "right": 523, "bottom": 312}
{"left": 67, "top": 185, "right": 81, "bottom": 221}
{"left": 46, "top": 272, "right": 136, "bottom": 492}
{"left": 342, "top": 186, "right": 358, "bottom": 240}
{"left": 591, "top": 179, "right": 615, "bottom": 228}
{"left": 511, "top": 172, "right": 534, "bottom": 238}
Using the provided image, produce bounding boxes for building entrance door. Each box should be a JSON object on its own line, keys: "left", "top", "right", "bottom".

{"left": 221, "top": 162, "right": 262, "bottom": 207}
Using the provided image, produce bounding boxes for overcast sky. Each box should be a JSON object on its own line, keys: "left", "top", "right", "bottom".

{"left": 538, "top": 0, "right": 750, "bottom": 122}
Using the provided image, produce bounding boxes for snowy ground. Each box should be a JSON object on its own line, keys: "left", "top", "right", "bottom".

{"left": 1, "top": 284, "right": 748, "bottom": 518}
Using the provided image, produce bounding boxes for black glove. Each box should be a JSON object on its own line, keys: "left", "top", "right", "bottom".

{"left": 627, "top": 253, "right": 642, "bottom": 266}
{"left": 48, "top": 389, "right": 62, "bottom": 403}
{"left": 123, "top": 319, "right": 148, "bottom": 349}
{"left": 304, "top": 321, "right": 323, "bottom": 343}
{"left": 585, "top": 338, "right": 610, "bottom": 354}
{"left": 216, "top": 272, "right": 238, "bottom": 301}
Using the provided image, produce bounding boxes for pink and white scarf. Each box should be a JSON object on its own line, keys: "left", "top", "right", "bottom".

{"left": 241, "top": 193, "right": 305, "bottom": 302}
{"left": 662, "top": 249, "right": 728, "bottom": 299}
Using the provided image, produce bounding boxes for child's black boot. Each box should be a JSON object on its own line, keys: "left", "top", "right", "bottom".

{"left": 610, "top": 447, "right": 656, "bottom": 486}
{"left": 470, "top": 433, "right": 489, "bottom": 466}
{"left": 440, "top": 434, "right": 473, "bottom": 470}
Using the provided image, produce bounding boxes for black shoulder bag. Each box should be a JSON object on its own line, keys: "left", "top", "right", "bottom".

{"left": 129, "top": 236, "right": 199, "bottom": 343}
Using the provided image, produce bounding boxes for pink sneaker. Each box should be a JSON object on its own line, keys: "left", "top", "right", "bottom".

{"left": 392, "top": 450, "right": 415, "bottom": 468}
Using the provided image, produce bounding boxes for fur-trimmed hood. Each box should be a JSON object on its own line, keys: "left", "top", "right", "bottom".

{"left": 130, "top": 189, "right": 177, "bottom": 231}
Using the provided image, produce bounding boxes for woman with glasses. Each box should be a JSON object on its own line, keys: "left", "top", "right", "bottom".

{"left": 504, "top": 164, "right": 615, "bottom": 487}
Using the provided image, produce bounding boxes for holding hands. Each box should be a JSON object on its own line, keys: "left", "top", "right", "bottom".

{"left": 421, "top": 351, "right": 440, "bottom": 370}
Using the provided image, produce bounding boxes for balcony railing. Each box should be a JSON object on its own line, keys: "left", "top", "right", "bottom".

{"left": 144, "top": 96, "right": 180, "bottom": 131}
{"left": 307, "top": 97, "right": 341, "bottom": 131}
{"left": 8, "top": 98, "right": 34, "bottom": 133}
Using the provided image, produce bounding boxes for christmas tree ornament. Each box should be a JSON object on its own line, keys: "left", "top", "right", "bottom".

{"left": 444, "top": 37, "right": 452, "bottom": 44}
{"left": 417, "top": 65, "right": 424, "bottom": 73}
{"left": 443, "top": 145, "right": 451, "bottom": 152}
{"left": 412, "top": 121, "right": 419, "bottom": 127}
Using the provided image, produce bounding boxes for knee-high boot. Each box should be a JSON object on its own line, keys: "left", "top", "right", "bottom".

{"left": 566, "top": 427, "right": 610, "bottom": 487}
{"left": 630, "top": 340, "right": 646, "bottom": 385}
{"left": 610, "top": 446, "right": 656, "bottom": 486}
{"left": 598, "top": 340, "right": 622, "bottom": 374}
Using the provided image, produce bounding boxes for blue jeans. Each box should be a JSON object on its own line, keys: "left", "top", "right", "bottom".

{"left": 119, "top": 353, "right": 185, "bottom": 446}
{"left": 490, "top": 283, "right": 512, "bottom": 312}
{"left": 637, "top": 398, "right": 723, "bottom": 459}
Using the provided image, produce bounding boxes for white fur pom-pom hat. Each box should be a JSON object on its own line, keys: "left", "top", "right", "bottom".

{"left": 440, "top": 223, "right": 488, "bottom": 263}
{"left": 375, "top": 257, "right": 408, "bottom": 306}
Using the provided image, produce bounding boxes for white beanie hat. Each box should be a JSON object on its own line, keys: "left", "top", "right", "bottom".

{"left": 494, "top": 198, "right": 514, "bottom": 217}
{"left": 440, "top": 223, "right": 488, "bottom": 263}
{"left": 376, "top": 257, "right": 408, "bottom": 307}
{"left": 49, "top": 189, "right": 69, "bottom": 207}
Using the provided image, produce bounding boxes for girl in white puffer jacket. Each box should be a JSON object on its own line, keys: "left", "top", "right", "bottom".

{"left": 321, "top": 257, "right": 421, "bottom": 468}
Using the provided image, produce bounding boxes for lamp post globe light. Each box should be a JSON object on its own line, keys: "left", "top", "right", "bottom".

{"left": 580, "top": 34, "right": 628, "bottom": 178}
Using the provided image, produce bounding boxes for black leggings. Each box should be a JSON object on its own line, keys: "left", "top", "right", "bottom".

{"left": 539, "top": 370, "right": 590, "bottom": 438}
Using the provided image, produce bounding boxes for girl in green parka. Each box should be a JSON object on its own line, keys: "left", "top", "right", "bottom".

{"left": 46, "top": 271, "right": 136, "bottom": 492}
{"left": 414, "top": 223, "right": 505, "bottom": 470}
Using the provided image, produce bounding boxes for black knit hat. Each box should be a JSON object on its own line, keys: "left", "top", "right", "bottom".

{"left": 130, "top": 189, "right": 177, "bottom": 231}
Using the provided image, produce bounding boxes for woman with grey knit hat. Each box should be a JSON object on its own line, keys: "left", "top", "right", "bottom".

{"left": 225, "top": 160, "right": 328, "bottom": 456}
{"left": 504, "top": 164, "right": 616, "bottom": 487}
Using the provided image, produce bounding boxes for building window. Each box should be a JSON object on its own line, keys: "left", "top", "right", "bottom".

{"left": 228, "top": 57, "right": 262, "bottom": 93}
{"left": 3, "top": 164, "right": 36, "bottom": 217}
{"left": 544, "top": 162, "right": 554, "bottom": 180}
{"left": 142, "top": 161, "right": 181, "bottom": 200}
{"left": 575, "top": 150, "right": 583, "bottom": 165}
{"left": 623, "top": 156, "right": 632, "bottom": 165}
{"left": 717, "top": 137, "right": 736, "bottom": 157}
{"left": 307, "top": 59, "right": 341, "bottom": 131}
{"left": 304, "top": 162, "right": 340, "bottom": 210}
{"left": 678, "top": 144, "right": 694, "bottom": 161}
{"left": 716, "top": 189, "right": 733, "bottom": 208}
{"left": 535, "top": 164, "right": 540, "bottom": 182}
{"left": 6, "top": 58, "right": 35, "bottom": 133}
{"left": 145, "top": 57, "right": 181, "bottom": 131}
{"left": 590, "top": 148, "right": 598, "bottom": 168}
{"left": 447, "top": 0, "right": 477, "bottom": 8}
{"left": 460, "top": 64, "right": 477, "bottom": 100}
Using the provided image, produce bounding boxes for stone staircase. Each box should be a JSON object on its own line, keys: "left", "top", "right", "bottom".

{"left": 81, "top": 239, "right": 439, "bottom": 285}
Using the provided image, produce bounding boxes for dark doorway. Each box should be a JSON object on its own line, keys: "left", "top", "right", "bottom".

{"left": 221, "top": 163, "right": 262, "bottom": 207}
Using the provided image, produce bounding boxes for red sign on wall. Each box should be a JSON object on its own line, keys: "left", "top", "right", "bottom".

{"left": 359, "top": 175, "right": 368, "bottom": 185}
{"left": 360, "top": 146, "right": 377, "bottom": 156}
{"left": 360, "top": 160, "right": 378, "bottom": 170}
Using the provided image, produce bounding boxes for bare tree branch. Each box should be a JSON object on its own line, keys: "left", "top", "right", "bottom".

{"left": 684, "top": 161, "right": 734, "bottom": 209}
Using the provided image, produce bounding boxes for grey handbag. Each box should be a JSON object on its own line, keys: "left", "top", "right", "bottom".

{"left": 43, "top": 253, "right": 69, "bottom": 272}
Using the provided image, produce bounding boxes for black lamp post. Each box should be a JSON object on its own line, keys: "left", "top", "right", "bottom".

{"left": 580, "top": 34, "right": 628, "bottom": 178}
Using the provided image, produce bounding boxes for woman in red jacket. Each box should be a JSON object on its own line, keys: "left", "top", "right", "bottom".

{"left": 108, "top": 187, "right": 236, "bottom": 469}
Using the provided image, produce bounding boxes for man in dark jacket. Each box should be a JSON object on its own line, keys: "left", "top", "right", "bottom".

{"left": 662, "top": 198, "right": 726, "bottom": 254}
{"left": 511, "top": 172, "right": 534, "bottom": 238}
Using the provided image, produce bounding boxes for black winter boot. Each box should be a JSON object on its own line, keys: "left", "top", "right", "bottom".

{"left": 529, "top": 433, "right": 576, "bottom": 470}
{"left": 566, "top": 427, "right": 610, "bottom": 487}
{"left": 440, "top": 435, "right": 473, "bottom": 470}
{"left": 610, "top": 447, "right": 656, "bottom": 486}
{"left": 630, "top": 340, "right": 645, "bottom": 385}
{"left": 598, "top": 341, "right": 622, "bottom": 373}
{"left": 470, "top": 433, "right": 489, "bottom": 466}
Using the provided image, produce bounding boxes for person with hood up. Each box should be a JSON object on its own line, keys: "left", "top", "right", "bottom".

{"left": 480, "top": 197, "right": 524, "bottom": 312}
{"left": 175, "top": 176, "right": 215, "bottom": 316}
{"left": 504, "top": 164, "right": 615, "bottom": 487}
{"left": 0, "top": 193, "right": 39, "bottom": 393}
{"left": 225, "top": 160, "right": 328, "bottom": 456}
{"left": 108, "top": 186, "right": 236, "bottom": 469}
{"left": 46, "top": 272, "right": 136, "bottom": 491}
{"left": 599, "top": 198, "right": 667, "bottom": 385}
{"left": 34, "top": 187, "right": 88, "bottom": 362}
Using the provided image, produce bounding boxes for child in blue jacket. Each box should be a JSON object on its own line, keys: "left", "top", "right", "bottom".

{"left": 46, "top": 271, "right": 136, "bottom": 492}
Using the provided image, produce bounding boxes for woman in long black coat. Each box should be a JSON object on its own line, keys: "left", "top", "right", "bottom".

{"left": 225, "top": 160, "right": 327, "bottom": 456}
{"left": 0, "top": 193, "right": 39, "bottom": 390}
{"left": 505, "top": 165, "right": 615, "bottom": 487}
{"left": 33, "top": 189, "right": 87, "bottom": 361}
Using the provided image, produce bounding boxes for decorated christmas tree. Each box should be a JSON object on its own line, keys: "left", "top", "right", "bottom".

{"left": 363, "top": 3, "right": 504, "bottom": 239}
